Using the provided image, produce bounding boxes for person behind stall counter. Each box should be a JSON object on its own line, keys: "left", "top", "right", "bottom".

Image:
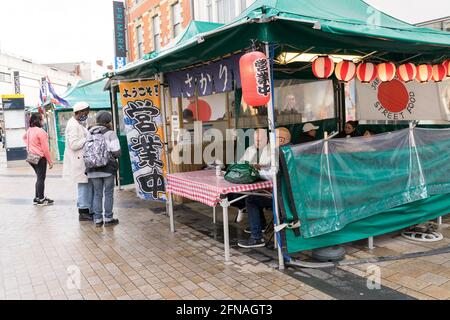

{"left": 297, "top": 123, "right": 319, "bottom": 144}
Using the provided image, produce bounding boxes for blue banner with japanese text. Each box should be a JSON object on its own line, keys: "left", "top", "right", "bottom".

{"left": 166, "top": 53, "right": 242, "bottom": 97}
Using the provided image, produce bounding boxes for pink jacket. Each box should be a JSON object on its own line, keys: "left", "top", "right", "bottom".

{"left": 23, "top": 127, "right": 53, "bottom": 165}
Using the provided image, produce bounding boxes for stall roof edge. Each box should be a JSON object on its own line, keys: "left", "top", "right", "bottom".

{"left": 111, "top": 0, "right": 450, "bottom": 80}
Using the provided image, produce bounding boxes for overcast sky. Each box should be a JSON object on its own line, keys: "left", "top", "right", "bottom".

{"left": 0, "top": 0, "right": 114, "bottom": 64}
{"left": 0, "top": 0, "right": 448, "bottom": 64}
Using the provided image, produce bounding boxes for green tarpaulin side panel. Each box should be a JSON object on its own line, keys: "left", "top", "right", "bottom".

{"left": 285, "top": 193, "right": 450, "bottom": 253}
{"left": 280, "top": 127, "right": 450, "bottom": 239}
{"left": 55, "top": 78, "right": 111, "bottom": 110}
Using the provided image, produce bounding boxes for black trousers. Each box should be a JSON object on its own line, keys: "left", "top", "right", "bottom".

{"left": 30, "top": 157, "right": 47, "bottom": 199}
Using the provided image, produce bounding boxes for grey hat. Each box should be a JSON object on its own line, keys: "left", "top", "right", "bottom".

{"left": 96, "top": 110, "right": 112, "bottom": 125}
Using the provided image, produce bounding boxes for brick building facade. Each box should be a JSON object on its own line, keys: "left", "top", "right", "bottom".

{"left": 125, "top": 0, "right": 192, "bottom": 62}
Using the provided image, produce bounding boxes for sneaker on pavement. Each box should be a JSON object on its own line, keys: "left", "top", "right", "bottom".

{"left": 36, "top": 197, "right": 54, "bottom": 206}
{"left": 33, "top": 198, "right": 39, "bottom": 205}
{"left": 79, "top": 208, "right": 93, "bottom": 221}
{"left": 79, "top": 214, "right": 94, "bottom": 221}
{"left": 237, "top": 238, "right": 266, "bottom": 248}
{"left": 244, "top": 226, "right": 267, "bottom": 234}
{"left": 44, "top": 197, "right": 54, "bottom": 205}
{"left": 104, "top": 219, "right": 119, "bottom": 227}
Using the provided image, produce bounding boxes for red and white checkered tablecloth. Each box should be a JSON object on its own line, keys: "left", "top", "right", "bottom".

{"left": 167, "top": 169, "right": 273, "bottom": 207}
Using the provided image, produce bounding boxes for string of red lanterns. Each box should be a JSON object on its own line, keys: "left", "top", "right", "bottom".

{"left": 396, "top": 63, "right": 417, "bottom": 83}
{"left": 356, "top": 62, "right": 377, "bottom": 83}
{"left": 443, "top": 60, "right": 450, "bottom": 77}
{"left": 310, "top": 55, "right": 449, "bottom": 84}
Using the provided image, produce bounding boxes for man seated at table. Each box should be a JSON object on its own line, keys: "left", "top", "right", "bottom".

{"left": 232, "top": 128, "right": 271, "bottom": 223}
{"left": 237, "top": 127, "right": 291, "bottom": 249}
{"left": 240, "top": 128, "right": 270, "bottom": 168}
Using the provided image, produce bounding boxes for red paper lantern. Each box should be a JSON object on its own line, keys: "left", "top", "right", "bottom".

{"left": 415, "top": 64, "right": 433, "bottom": 83}
{"left": 335, "top": 61, "right": 356, "bottom": 82}
{"left": 432, "top": 64, "right": 447, "bottom": 82}
{"left": 311, "top": 56, "right": 334, "bottom": 79}
{"left": 356, "top": 62, "right": 377, "bottom": 83}
{"left": 239, "top": 51, "right": 271, "bottom": 106}
{"left": 442, "top": 60, "right": 450, "bottom": 77}
{"left": 396, "top": 63, "right": 417, "bottom": 83}
{"left": 377, "top": 62, "right": 396, "bottom": 82}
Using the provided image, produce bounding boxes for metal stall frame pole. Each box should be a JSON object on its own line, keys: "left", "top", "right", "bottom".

{"left": 265, "top": 42, "right": 285, "bottom": 270}
{"left": 110, "top": 84, "right": 122, "bottom": 190}
{"left": 159, "top": 73, "right": 175, "bottom": 233}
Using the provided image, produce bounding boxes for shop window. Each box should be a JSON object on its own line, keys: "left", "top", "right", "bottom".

{"left": 240, "top": 0, "right": 246, "bottom": 11}
{"left": 207, "top": 0, "right": 213, "bottom": 22}
{"left": 0, "top": 72, "right": 11, "bottom": 83}
{"left": 172, "top": 2, "right": 182, "bottom": 38}
{"left": 216, "top": 0, "right": 236, "bottom": 23}
{"left": 152, "top": 15, "right": 161, "bottom": 51}
{"left": 136, "top": 25, "right": 144, "bottom": 59}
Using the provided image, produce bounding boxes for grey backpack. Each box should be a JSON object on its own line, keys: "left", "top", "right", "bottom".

{"left": 84, "top": 130, "right": 109, "bottom": 169}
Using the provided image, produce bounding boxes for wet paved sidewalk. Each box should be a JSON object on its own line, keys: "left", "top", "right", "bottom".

{"left": 1, "top": 162, "right": 450, "bottom": 300}
{"left": 0, "top": 164, "right": 330, "bottom": 300}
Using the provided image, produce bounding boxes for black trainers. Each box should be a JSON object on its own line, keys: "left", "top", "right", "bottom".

{"left": 237, "top": 238, "right": 266, "bottom": 248}
{"left": 43, "top": 197, "right": 54, "bottom": 205}
{"left": 244, "top": 226, "right": 267, "bottom": 234}
{"left": 36, "top": 197, "right": 54, "bottom": 206}
{"left": 33, "top": 198, "right": 39, "bottom": 205}
{"left": 79, "top": 208, "right": 93, "bottom": 221}
{"left": 104, "top": 219, "right": 119, "bottom": 227}
{"left": 79, "top": 214, "right": 94, "bottom": 221}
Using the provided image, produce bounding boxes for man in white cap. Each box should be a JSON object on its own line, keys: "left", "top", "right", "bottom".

{"left": 63, "top": 101, "right": 93, "bottom": 221}
{"left": 298, "top": 122, "right": 319, "bottom": 144}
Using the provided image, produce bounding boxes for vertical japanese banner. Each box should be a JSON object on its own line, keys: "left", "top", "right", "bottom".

{"left": 119, "top": 80, "right": 167, "bottom": 201}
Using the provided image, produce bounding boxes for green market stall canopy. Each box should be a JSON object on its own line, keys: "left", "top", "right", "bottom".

{"left": 55, "top": 78, "right": 111, "bottom": 110}
{"left": 111, "top": 0, "right": 450, "bottom": 81}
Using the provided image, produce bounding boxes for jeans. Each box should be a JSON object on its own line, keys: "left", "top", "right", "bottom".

{"left": 245, "top": 195, "right": 272, "bottom": 240}
{"left": 30, "top": 158, "right": 47, "bottom": 199}
{"left": 77, "top": 180, "right": 93, "bottom": 212}
{"left": 91, "top": 175, "right": 115, "bottom": 223}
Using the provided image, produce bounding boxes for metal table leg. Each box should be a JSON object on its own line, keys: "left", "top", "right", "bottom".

{"left": 167, "top": 193, "right": 175, "bottom": 233}
{"left": 220, "top": 198, "right": 230, "bottom": 262}
{"left": 213, "top": 206, "right": 216, "bottom": 224}
{"left": 368, "top": 236, "right": 374, "bottom": 249}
